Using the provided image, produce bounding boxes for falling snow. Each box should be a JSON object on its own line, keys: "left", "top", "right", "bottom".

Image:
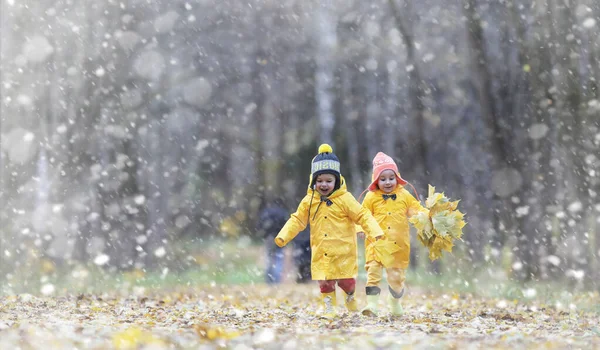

{"left": 94, "top": 67, "right": 106, "bottom": 77}
{"left": 154, "top": 11, "right": 180, "bottom": 33}
{"left": 133, "top": 50, "right": 166, "bottom": 80}
{"left": 115, "top": 30, "right": 142, "bottom": 51}
{"left": 93, "top": 254, "right": 110, "bottom": 266}
{"left": 1, "top": 1, "right": 600, "bottom": 348}
{"left": 528, "top": 123, "right": 549, "bottom": 140}
{"left": 182, "top": 77, "right": 213, "bottom": 108}
{"left": 567, "top": 201, "right": 583, "bottom": 213}
{"left": 154, "top": 247, "right": 166, "bottom": 258}
{"left": 22, "top": 35, "right": 54, "bottom": 63}
{"left": 491, "top": 168, "right": 523, "bottom": 198}
{"left": 582, "top": 18, "right": 597, "bottom": 29}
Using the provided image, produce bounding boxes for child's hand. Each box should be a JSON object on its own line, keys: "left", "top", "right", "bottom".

{"left": 274, "top": 237, "right": 285, "bottom": 248}
{"left": 375, "top": 235, "right": 384, "bottom": 241}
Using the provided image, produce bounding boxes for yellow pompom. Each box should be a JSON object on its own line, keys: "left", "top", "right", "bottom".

{"left": 318, "top": 143, "right": 333, "bottom": 154}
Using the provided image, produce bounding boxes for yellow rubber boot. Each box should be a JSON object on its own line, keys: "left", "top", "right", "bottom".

{"left": 344, "top": 292, "right": 358, "bottom": 312}
{"left": 389, "top": 296, "right": 404, "bottom": 316}
{"left": 361, "top": 294, "right": 379, "bottom": 317}
{"left": 320, "top": 292, "right": 337, "bottom": 319}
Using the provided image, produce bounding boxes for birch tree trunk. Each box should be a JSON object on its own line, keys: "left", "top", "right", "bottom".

{"left": 365, "top": 63, "right": 379, "bottom": 161}
{"left": 314, "top": 1, "right": 337, "bottom": 146}
{"left": 342, "top": 67, "right": 363, "bottom": 195}
{"left": 252, "top": 43, "right": 267, "bottom": 205}
{"left": 384, "top": 61, "right": 399, "bottom": 157}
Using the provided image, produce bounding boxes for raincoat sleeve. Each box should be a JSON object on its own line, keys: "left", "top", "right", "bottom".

{"left": 354, "top": 223, "right": 363, "bottom": 235}
{"left": 274, "top": 197, "right": 310, "bottom": 248}
{"left": 405, "top": 190, "right": 427, "bottom": 218}
{"left": 345, "top": 193, "right": 384, "bottom": 240}
{"left": 355, "top": 193, "right": 374, "bottom": 234}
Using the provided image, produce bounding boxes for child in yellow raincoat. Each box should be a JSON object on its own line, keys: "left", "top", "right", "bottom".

{"left": 275, "top": 144, "right": 385, "bottom": 318}
{"left": 358, "top": 152, "right": 427, "bottom": 317}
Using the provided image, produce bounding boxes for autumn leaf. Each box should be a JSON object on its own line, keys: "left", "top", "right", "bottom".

{"left": 112, "top": 327, "right": 165, "bottom": 349}
{"left": 40, "top": 258, "right": 56, "bottom": 274}
{"left": 193, "top": 323, "right": 241, "bottom": 340}
{"left": 219, "top": 210, "right": 247, "bottom": 238}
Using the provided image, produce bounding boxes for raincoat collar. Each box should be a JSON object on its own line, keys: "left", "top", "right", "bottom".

{"left": 372, "top": 185, "right": 402, "bottom": 196}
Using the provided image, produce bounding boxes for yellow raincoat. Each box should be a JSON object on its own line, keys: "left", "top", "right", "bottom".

{"left": 361, "top": 187, "right": 426, "bottom": 269}
{"left": 275, "top": 176, "right": 384, "bottom": 280}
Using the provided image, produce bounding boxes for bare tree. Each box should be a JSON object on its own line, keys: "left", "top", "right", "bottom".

{"left": 314, "top": 1, "right": 338, "bottom": 146}
{"left": 387, "top": 0, "right": 429, "bottom": 185}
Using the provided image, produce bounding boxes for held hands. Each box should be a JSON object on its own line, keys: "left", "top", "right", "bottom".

{"left": 274, "top": 237, "right": 285, "bottom": 248}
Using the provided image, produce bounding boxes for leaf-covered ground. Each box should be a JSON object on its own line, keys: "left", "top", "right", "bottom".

{"left": 1, "top": 283, "right": 599, "bottom": 349}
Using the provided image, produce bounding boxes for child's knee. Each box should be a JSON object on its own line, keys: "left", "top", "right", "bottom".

{"left": 318, "top": 280, "right": 336, "bottom": 293}
{"left": 387, "top": 269, "right": 406, "bottom": 291}
{"left": 337, "top": 278, "right": 356, "bottom": 294}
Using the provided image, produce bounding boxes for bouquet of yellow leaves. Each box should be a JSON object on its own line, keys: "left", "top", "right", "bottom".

{"left": 409, "top": 185, "right": 466, "bottom": 261}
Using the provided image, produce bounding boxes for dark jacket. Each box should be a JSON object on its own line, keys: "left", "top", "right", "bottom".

{"left": 258, "top": 205, "right": 288, "bottom": 238}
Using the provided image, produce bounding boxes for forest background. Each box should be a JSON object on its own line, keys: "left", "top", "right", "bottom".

{"left": 1, "top": 0, "right": 599, "bottom": 295}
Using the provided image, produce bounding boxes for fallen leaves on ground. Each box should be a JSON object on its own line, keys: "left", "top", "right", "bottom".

{"left": 0, "top": 283, "right": 598, "bottom": 349}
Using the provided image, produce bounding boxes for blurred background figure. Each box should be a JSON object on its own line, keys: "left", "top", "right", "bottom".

{"left": 293, "top": 226, "right": 312, "bottom": 283}
{"left": 257, "top": 198, "right": 288, "bottom": 284}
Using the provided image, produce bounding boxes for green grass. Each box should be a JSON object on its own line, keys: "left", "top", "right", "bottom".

{"left": 0, "top": 237, "right": 263, "bottom": 296}
{"left": 1, "top": 237, "right": 599, "bottom": 313}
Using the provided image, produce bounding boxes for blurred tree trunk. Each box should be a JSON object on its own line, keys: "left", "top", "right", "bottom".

{"left": 252, "top": 44, "right": 267, "bottom": 205}
{"left": 0, "top": 2, "right": 17, "bottom": 273}
{"left": 569, "top": 4, "right": 600, "bottom": 280}
{"left": 528, "top": 0, "right": 561, "bottom": 279}
{"left": 463, "top": 0, "right": 509, "bottom": 265}
{"left": 383, "top": 62, "right": 399, "bottom": 157}
{"left": 365, "top": 64, "right": 379, "bottom": 160}
{"left": 70, "top": 0, "right": 101, "bottom": 263}
{"left": 585, "top": 0, "right": 600, "bottom": 280}
{"left": 143, "top": 116, "right": 169, "bottom": 269}
{"left": 81, "top": 0, "right": 112, "bottom": 265}
{"left": 262, "top": 50, "right": 284, "bottom": 200}
{"left": 590, "top": 0, "right": 600, "bottom": 99}
{"left": 549, "top": 0, "right": 588, "bottom": 273}
{"left": 314, "top": 2, "right": 337, "bottom": 146}
{"left": 506, "top": 0, "right": 542, "bottom": 280}
{"left": 341, "top": 67, "right": 362, "bottom": 195}
{"left": 388, "top": 0, "right": 428, "bottom": 186}
{"left": 388, "top": 0, "right": 434, "bottom": 271}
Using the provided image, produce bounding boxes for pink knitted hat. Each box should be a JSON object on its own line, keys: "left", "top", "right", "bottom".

{"left": 367, "top": 152, "right": 408, "bottom": 191}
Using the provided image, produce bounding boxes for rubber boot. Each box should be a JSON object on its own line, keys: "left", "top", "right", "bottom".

{"left": 389, "top": 295, "right": 404, "bottom": 316}
{"left": 344, "top": 292, "right": 358, "bottom": 312}
{"left": 361, "top": 294, "right": 379, "bottom": 317}
{"left": 320, "top": 291, "right": 337, "bottom": 319}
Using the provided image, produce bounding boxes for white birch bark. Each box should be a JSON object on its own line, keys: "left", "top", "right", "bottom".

{"left": 314, "top": 1, "right": 337, "bottom": 145}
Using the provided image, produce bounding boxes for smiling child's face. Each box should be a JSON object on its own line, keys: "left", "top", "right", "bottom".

{"left": 315, "top": 173, "right": 336, "bottom": 196}
{"left": 377, "top": 169, "right": 398, "bottom": 193}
